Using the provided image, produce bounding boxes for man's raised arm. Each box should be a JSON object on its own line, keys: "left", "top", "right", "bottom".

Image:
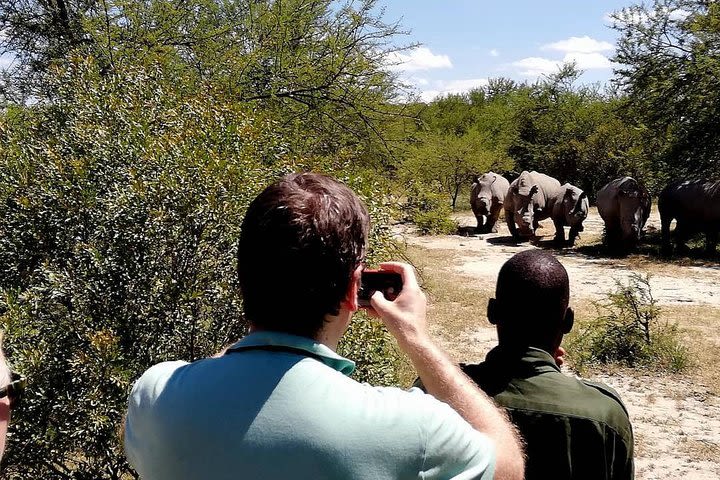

{"left": 370, "top": 262, "right": 525, "bottom": 480}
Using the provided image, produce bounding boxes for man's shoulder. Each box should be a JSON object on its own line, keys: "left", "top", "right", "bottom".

{"left": 578, "top": 378, "right": 630, "bottom": 417}
{"left": 511, "top": 373, "right": 633, "bottom": 438}
{"left": 138, "top": 360, "right": 188, "bottom": 382}
{"left": 465, "top": 358, "right": 631, "bottom": 433}
{"left": 130, "top": 360, "right": 189, "bottom": 402}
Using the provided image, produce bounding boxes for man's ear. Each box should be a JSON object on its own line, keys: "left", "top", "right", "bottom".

{"left": 561, "top": 307, "right": 574, "bottom": 334}
{"left": 341, "top": 265, "right": 363, "bottom": 312}
{"left": 487, "top": 298, "right": 500, "bottom": 325}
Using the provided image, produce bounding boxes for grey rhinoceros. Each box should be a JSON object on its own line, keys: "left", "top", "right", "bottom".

{"left": 470, "top": 172, "right": 510, "bottom": 233}
{"left": 552, "top": 183, "right": 589, "bottom": 246}
{"left": 504, "top": 171, "right": 588, "bottom": 245}
{"left": 659, "top": 179, "right": 720, "bottom": 255}
{"left": 596, "top": 177, "right": 651, "bottom": 252}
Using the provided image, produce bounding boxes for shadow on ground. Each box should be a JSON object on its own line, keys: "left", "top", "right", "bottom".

{"left": 459, "top": 225, "right": 720, "bottom": 269}
{"left": 455, "top": 226, "right": 478, "bottom": 237}
{"left": 485, "top": 235, "right": 524, "bottom": 246}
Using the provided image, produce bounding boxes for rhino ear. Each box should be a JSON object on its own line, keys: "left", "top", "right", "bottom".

{"left": 562, "top": 307, "right": 575, "bottom": 334}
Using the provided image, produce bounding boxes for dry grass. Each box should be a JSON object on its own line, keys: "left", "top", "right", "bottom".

{"left": 677, "top": 438, "right": 720, "bottom": 463}
{"left": 662, "top": 304, "right": 720, "bottom": 394}
{"left": 406, "top": 245, "right": 495, "bottom": 364}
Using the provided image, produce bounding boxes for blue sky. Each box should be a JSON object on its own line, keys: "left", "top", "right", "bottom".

{"left": 380, "top": 1, "right": 638, "bottom": 101}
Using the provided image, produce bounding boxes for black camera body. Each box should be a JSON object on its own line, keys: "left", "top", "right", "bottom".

{"left": 358, "top": 270, "right": 403, "bottom": 307}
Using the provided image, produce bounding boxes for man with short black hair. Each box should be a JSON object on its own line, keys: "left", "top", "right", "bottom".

{"left": 462, "top": 250, "right": 634, "bottom": 480}
{"left": 125, "top": 173, "right": 524, "bottom": 480}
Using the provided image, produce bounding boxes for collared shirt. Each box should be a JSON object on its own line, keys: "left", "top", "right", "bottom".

{"left": 125, "top": 331, "right": 495, "bottom": 480}
{"left": 462, "top": 346, "right": 634, "bottom": 480}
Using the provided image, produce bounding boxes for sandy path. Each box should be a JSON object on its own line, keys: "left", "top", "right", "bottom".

{"left": 405, "top": 208, "right": 720, "bottom": 307}
{"left": 397, "top": 208, "right": 720, "bottom": 479}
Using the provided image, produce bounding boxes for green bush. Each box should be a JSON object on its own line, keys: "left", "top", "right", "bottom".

{"left": 0, "top": 59, "right": 402, "bottom": 479}
{"left": 404, "top": 187, "right": 457, "bottom": 235}
{"left": 567, "top": 273, "right": 689, "bottom": 373}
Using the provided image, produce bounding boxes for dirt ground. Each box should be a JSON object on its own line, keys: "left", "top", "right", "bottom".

{"left": 396, "top": 207, "right": 720, "bottom": 480}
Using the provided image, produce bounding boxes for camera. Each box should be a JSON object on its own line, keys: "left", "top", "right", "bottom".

{"left": 358, "top": 270, "right": 403, "bottom": 307}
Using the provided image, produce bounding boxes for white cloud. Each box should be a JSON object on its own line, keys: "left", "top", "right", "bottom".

{"left": 416, "top": 78, "right": 489, "bottom": 102}
{"left": 386, "top": 47, "right": 452, "bottom": 72}
{"left": 511, "top": 52, "right": 615, "bottom": 78}
{"left": 511, "top": 34, "right": 616, "bottom": 78}
{"left": 563, "top": 52, "right": 614, "bottom": 70}
{"left": 542, "top": 36, "right": 613, "bottom": 54}
{"left": 511, "top": 57, "right": 561, "bottom": 76}
{"left": 489, "top": 49, "right": 500, "bottom": 57}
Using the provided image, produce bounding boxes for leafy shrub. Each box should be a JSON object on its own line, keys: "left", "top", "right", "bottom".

{"left": 567, "top": 273, "right": 689, "bottom": 373}
{"left": 0, "top": 59, "right": 402, "bottom": 479}
{"left": 404, "top": 187, "right": 457, "bottom": 235}
{"left": 339, "top": 316, "right": 405, "bottom": 387}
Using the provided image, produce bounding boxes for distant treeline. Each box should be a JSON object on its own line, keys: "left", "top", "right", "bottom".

{"left": 391, "top": 0, "right": 720, "bottom": 210}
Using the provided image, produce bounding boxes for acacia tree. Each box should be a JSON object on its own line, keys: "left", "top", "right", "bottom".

{"left": 402, "top": 130, "right": 512, "bottom": 209}
{"left": 0, "top": 0, "right": 413, "bottom": 159}
{"left": 611, "top": 0, "right": 720, "bottom": 179}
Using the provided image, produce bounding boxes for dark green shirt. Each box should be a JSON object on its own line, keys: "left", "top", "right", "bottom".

{"left": 462, "top": 346, "right": 634, "bottom": 480}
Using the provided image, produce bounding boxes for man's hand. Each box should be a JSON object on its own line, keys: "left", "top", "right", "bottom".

{"left": 368, "top": 262, "right": 428, "bottom": 350}
{"left": 553, "top": 346, "right": 567, "bottom": 367}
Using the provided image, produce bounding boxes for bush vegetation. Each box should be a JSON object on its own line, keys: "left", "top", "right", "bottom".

{"left": 0, "top": 0, "right": 410, "bottom": 477}
{"left": 567, "top": 274, "right": 690, "bottom": 373}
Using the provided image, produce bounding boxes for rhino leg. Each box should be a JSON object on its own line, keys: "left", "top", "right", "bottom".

{"left": 605, "top": 226, "right": 621, "bottom": 252}
{"left": 660, "top": 213, "right": 673, "bottom": 256}
{"left": 475, "top": 215, "right": 486, "bottom": 234}
{"left": 506, "top": 207, "right": 520, "bottom": 240}
{"left": 674, "top": 221, "right": 691, "bottom": 255}
{"left": 568, "top": 226, "right": 580, "bottom": 247}
{"left": 705, "top": 229, "right": 718, "bottom": 256}
{"left": 486, "top": 204, "right": 502, "bottom": 233}
{"left": 553, "top": 218, "right": 566, "bottom": 245}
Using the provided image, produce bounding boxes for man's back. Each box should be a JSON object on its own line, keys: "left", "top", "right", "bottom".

{"left": 125, "top": 331, "right": 495, "bottom": 480}
{"left": 463, "top": 346, "right": 633, "bottom": 480}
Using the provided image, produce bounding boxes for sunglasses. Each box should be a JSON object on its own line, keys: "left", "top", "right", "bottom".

{"left": 0, "top": 372, "right": 26, "bottom": 410}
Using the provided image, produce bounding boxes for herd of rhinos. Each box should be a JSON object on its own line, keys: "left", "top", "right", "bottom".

{"left": 470, "top": 171, "right": 720, "bottom": 255}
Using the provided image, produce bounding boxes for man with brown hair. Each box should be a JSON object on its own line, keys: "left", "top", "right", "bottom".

{"left": 462, "top": 250, "right": 634, "bottom": 480}
{"left": 124, "top": 173, "right": 524, "bottom": 480}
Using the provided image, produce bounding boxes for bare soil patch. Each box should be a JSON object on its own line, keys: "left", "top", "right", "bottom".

{"left": 397, "top": 207, "right": 720, "bottom": 480}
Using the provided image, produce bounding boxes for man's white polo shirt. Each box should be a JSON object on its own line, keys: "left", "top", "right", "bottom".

{"left": 124, "top": 331, "right": 495, "bottom": 479}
